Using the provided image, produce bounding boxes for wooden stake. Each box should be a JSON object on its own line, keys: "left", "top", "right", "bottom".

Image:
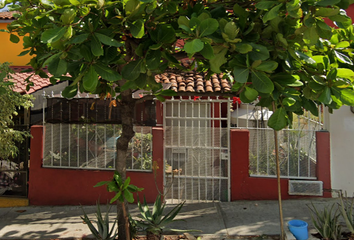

{"left": 272, "top": 102, "right": 285, "bottom": 240}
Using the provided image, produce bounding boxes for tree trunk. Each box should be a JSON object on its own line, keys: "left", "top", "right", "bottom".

{"left": 116, "top": 89, "right": 135, "bottom": 240}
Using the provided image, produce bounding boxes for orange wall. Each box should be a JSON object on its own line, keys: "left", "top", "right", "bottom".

{"left": 0, "top": 22, "right": 31, "bottom": 66}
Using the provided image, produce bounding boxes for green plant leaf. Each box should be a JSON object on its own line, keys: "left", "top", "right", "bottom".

{"left": 91, "top": 35, "right": 103, "bottom": 57}
{"left": 157, "top": 25, "right": 175, "bottom": 43}
{"left": 233, "top": 66, "right": 249, "bottom": 83}
{"left": 124, "top": 189, "right": 134, "bottom": 203}
{"left": 255, "top": 1, "right": 277, "bottom": 10}
{"left": 318, "top": 87, "right": 332, "bottom": 105}
{"left": 121, "top": 60, "right": 142, "bottom": 81}
{"left": 251, "top": 70, "right": 274, "bottom": 93}
{"left": 334, "top": 51, "right": 353, "bottom": 65}
{"left": 223, "top": 21, "right": 238, "bottom": 40}
{"left": 94, "top": 63, "right": 122, "bottom": 81}
{"left": 48, "top": 57, "right": 67, "bottom": 77}
{"left": 184, "top": 39, "right": 204, "bottom": 54}
{"left": 146, "top": 50, "right": 161, "bottom": 70}
{"left": 41, "top": 27, "right": 66, "bottom": 43}
{"left": 340, "top": 89, "right": 354, "bottom": 105}
{"left": 268, "top": 107, "right": 287, "bottom": 130}
{"left": 337, "top": 68, "right": 354, "bottom": 81}
{"left": 254, "top": 61, "right": 278, "bottom": 72}
{"left": 131, "top": 19, "right": 145, "bottom": 38}
{"left": 249, "top": 43, "right": 269, "bottom": 61}
{"left": 263, "top": 3, "right": 283, "bottom": 23}
{"left": 83, "top": 66, "right": 98, "bottom": 92}
{"left": 94, "top": 33, "right": 123, "bottom": 47}
{"left": 210, "top": 47, "right": 228, "bottom": 73}
{"left": 69, "top": 33, "right": 89, "bottom": 44}
{"left": 62, "top": 84, "right": 78, "bottom": 98}
{"left": 199, "top": 18, "right": 219, "bottom": 37}
{"left": 244, "top": 87, "right": 258, "bottom": 101}
{"left": 10, "top": 34, "right": 20, "bottom": 43}
{"left": 200, "top": 42, "right": 214, "bottom": 59}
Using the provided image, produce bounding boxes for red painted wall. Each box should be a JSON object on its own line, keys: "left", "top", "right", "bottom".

{"left": 28, "top": 126, "right": 163, "bottom": 205}
{"left": 230, "top": 129, "right": 332, "bottom": 200}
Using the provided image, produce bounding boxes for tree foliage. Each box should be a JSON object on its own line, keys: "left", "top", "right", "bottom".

{"left": 2, "top": 0, "right": 354, "bottom": 130}
{"left": 0, "top": 62, "right": 33, "bottom": 159}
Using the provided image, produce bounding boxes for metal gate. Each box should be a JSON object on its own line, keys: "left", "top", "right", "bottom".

{"left": 163, "top": 97, "right": 231, "bottom": 203}
{"left": 0, "top": 125, "right": 30, "bottom": 197}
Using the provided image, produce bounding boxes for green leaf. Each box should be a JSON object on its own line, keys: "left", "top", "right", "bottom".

{"left": 124, "top": 189, "right": 134, "bottom": 203}
{"left": 255, "top": 1, "right": 278, "bottom": 10}
{"left": 157, "top": 25, "right": 175, "bottom": 43}
{"left": 200, "top": 42, "right": 214, "bottom": 59}
{"left": 223, "top": 21, "right": 238, "bottom": 40}
{"left": 340, "top": 88, "right": 354, "bottom": 105}
{"left": 91, "top": 35, "right": 103, "bottom": 57}
{"left": 18, "top": 50, "right": 30, "bottom": 57}
{"left": 316, "top": 0, "right": 340, "bottom": 6}
{"left": 62, "top": 84, "right": 78, "bottom": 98}
{"left": 282, "top": 97, "right": 296, "bottom": 107}
{"left": 146, "top": 50, "right": 161, "bottom": 70}
{"left": 131, "top": 19, "right": 145, "bottom": 39}
{"left": 295, "top": 51, "right": 316, "bottom": 64}
{"left": 94, "top": 64, "right": 122, "bottom": 81}
{"left": 41, "top": 27, "right": 66, "bottom": 43}
{"left": 199, "top": 18, "right": 219, "bottom": 37}
{"left": 178, "top": 16, "right": 189, "bottom": 28}
{"left": 263, "top": 3, "right": 283, "bottom": 23}
{"left": 69, "top": 33, "right": 89, "bottom": 44}
{"left": 94, "top": 33, "right": 123, "bottom": 47}
{"left": 121, "top": 60, "right": 142, "bottom": 81}
{"left": 249, "top": 43, "right": 269, "bottom": 61}
{"left": 244, "top": 87, "right": 258, "bottom": 101}
{"left": 251, "top": 70, "right": 274, "bottom": 93}
{"left": 268, "top": 107, "right": 288, "bottom": 130}
{"left": 48, "top": 57, "right": 67, "bottom": 77}
{"left": 254, "top": 61, "right": 278, "bottom": 73}
{"left": 10, "top": 34, "right": 20, "bottom": 43}
{"left": 94, "top": 181, "right": 110, "bottom": 187}
{"left": 337, "top": 68, "right": 354, "bottom": 81}
{"left": 315, "top": 7, "right": 340, "bottom": 17}
{"left": 235, "top": 43, "right": 253, "bottom": 54}
{"left": 233, "top": 67, "right": 249, "bottom": 83}
{"left": 210, "top": 47, "right": 228, "bottom": 73}
{"left": 184, "top": 39, "right": 204, "bottom": 54}
{"left": 83, "top": 66, "right": 98, "bottom": 92}
{"left": 318, "top": 87, "right": 332, "bottom": 104}
{"left": 334, "top": 51, "right": 353, "bottom": 65}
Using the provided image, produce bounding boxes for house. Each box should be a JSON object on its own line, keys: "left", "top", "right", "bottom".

{"left": 0, "top": 7, "right": 351, "bottom": 207}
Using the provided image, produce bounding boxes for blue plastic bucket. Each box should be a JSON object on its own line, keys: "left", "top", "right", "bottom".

{"left": 288, "top": 219, "right": 308, "bottom": 240}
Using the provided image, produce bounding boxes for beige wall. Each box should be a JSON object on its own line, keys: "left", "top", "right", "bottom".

{"left": 329, "top": 106, "right": 354, "bottom": 195}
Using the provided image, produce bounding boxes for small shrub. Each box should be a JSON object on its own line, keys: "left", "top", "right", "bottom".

{"left": 81, "top": 202, "right": 118, "bottom": 240}
{"left": 308, "top": 202, "right": 342, "bottom": 240}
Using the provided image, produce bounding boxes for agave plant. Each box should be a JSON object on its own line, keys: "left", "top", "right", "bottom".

{"left": 136, "top": 195, "right": 185, "bottom": 240}
{"left": 81, "top": 202, "right": 118, "bottom": 240}
{"left": 308, "top": 202, "right": 342, "bottom": 240}
{"left": 338, "top": 191, "right": 354, "bottom": 238}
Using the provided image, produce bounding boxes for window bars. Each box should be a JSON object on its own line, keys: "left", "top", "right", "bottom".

{"left": 231, "top": 103, "right": 326, "bottom": 179}
{"left": 42, "top": 92, "right": 153, "bottom": 171}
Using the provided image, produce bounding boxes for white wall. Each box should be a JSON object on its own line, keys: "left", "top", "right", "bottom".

{"left": 329, "top": 106, "right": 354, "bottom": 194}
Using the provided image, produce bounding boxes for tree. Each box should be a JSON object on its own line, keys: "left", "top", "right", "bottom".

{"left": 2, "top": 0, "right": 354, "bottom": 239}
{"left": 0, "top": 62, "right": 32, "bottom": 160}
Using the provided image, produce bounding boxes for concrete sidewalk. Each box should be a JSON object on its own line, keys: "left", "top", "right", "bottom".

{"left": 0, "top": 198, "right": 338, "bottom": 239}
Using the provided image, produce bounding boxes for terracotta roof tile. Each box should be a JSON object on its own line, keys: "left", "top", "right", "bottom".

{"left": 155, "top": 71, "right": 232, "bottom": 94}
{"left": 9, "top": 67, "right": 52, "bottom": 94}
{"left": 8, "top": 67, "right": 232, "bottom": 95}
{"left": 0, "top": 11, "right": 17, "bottom": 20}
